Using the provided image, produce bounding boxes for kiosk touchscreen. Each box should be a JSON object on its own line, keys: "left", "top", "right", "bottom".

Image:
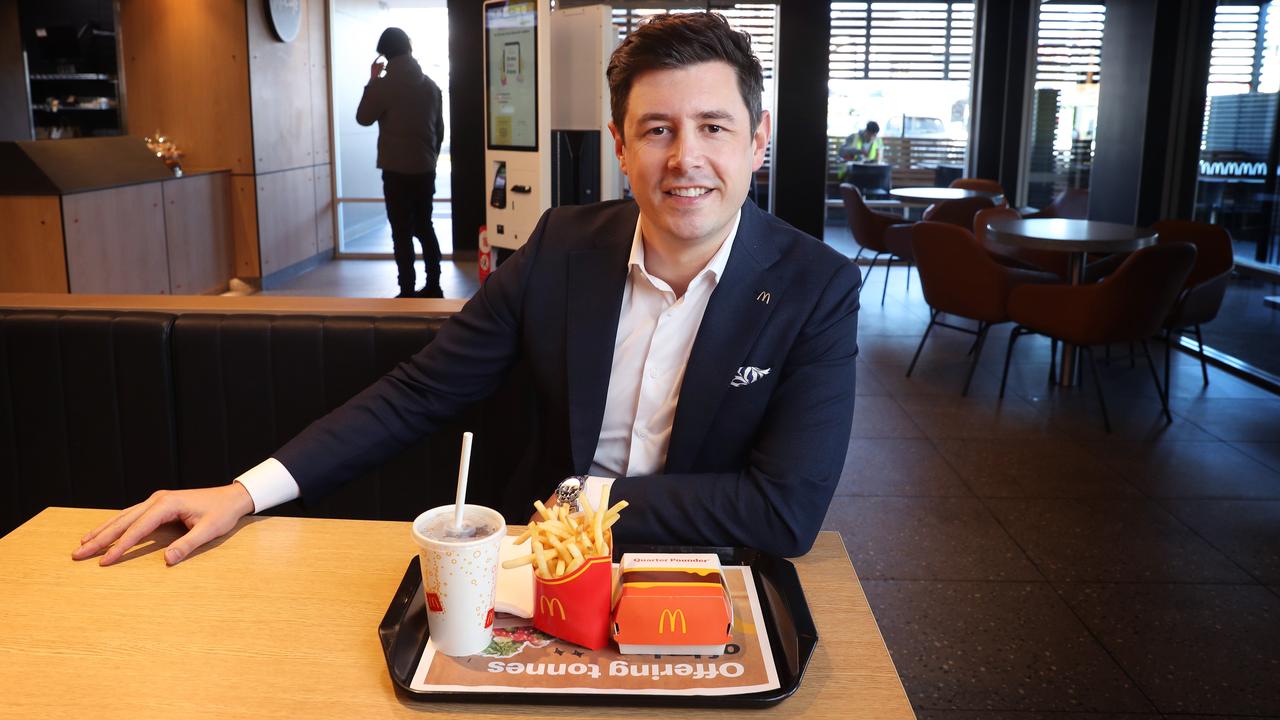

{"left": 484, "top": 0, "right": 550, "bottom": 250}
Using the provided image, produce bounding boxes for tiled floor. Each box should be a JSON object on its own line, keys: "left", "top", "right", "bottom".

{"left": 272, "top": 251, "right": 1280, "bottom": 719}
{"left": 828, "top": 259, "right": 1280, "bottom": 719}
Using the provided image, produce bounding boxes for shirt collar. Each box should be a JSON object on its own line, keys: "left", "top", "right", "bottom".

{"left": 627, "top": 209, "right": 742, "bottom": 288}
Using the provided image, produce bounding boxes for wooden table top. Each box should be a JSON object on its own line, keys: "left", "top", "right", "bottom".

{"left": 0, "top": 508, "right": 914, "bottom": 719}
{"left": 985, "top": 218, "right": 1158, "bottom": 254}
{"left": 0, "top": 292, "right": 468, "bottom": 317}
{"left": 889, "top": 187, "right": 1003, "bottom": 203}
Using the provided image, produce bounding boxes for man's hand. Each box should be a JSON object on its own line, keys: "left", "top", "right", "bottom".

{"left": 370, "top": 60, "right": 386, "bottom": 80}
{"left": 72, "top": 483, "right": 256, "bottom": 567}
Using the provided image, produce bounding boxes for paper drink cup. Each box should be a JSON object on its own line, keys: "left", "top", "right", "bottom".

{"left": 411, "top": 504, "right": 506, "bottom": 657}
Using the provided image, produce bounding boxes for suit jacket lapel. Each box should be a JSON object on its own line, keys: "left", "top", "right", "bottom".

{"left": 665, "top": 203, "right": 783, "bottom": 472}
{"left": 565, "top": 212, "right": 634, "bottom": 474}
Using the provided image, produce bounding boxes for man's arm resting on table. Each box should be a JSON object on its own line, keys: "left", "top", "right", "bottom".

{"left": 610, "top": 260, "right": 861, "bottom": 557}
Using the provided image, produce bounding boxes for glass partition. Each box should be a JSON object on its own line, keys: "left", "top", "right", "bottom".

{"left": 331, "top": 0, "right": 452, "bottom": 256}
{"left": 1020, "top": 1, "right": 1104, "bottom": 211}
{"left": 1190, "top": 1, "right": 1280, "bottom": 381}
{"left": 824, "top": 1, "right": 977, "bottom": 247}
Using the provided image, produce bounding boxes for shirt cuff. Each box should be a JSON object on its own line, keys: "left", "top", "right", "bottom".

{"left": 582, "top": 475, "right": 615, "bottom": 513}
{"left": 234, "top": 458, "right": 301, "bottom": 514}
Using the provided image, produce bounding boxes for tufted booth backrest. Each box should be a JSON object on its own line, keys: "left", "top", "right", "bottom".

{"left": 1, "top": 310, "right": 178, "bottom": 535}
{"left": 1, "top": 308, "right": 533, "bottom": 537}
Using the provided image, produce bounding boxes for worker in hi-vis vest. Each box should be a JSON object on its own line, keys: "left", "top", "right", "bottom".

{"left": 840, "top": 121, "right": 882, "bottom": 163}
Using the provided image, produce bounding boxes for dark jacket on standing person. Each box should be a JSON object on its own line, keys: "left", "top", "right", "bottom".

{"left": 356, "top": 55, "right": 445, "bottom": 175}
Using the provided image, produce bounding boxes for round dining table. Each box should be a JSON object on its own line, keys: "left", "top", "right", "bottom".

{"left": 984, "top": 218, "right": 1158, "bottom": 386}
{"left": 889, "top": 187, "right": 1004, "bottom": 205}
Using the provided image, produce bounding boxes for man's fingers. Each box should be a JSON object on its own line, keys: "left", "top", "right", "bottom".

{"left": 80, "top": 501, "right": 142, "bottom": 544}
{"left": 98, "top": 502, "right": 179, "bottom": 566}
{"left": 164, "top": 518, "right": 228, "bottom": 566}
{"left": 73, "top": 501, "right": 150, "bottom": 560}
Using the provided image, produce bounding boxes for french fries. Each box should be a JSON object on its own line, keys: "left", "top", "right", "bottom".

{"left": 501, "top": 491, "right": 629, "bottom": 579}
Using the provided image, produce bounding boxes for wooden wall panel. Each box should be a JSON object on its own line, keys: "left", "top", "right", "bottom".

{"left": 231, "top": 175, "right": 260, "bottom": 278}
{"left": 0, "top": 196, "right": 67, "bottom": 292}
{"left": 163, "top": 172, "right": 233, "bottom": 295}
{"left": 314, "top": 163, "right": 334, "bottom": 254}
{"left": 118, "top": 0, "right": 254, "bottom": 174}
{"left": 246, "top": 0, "right": 315, "bottom": 173}
{"left": 256, "top": 167, "right": 318, "bottom": 275}
{"left": 309, "top": 0, "right": 332, "bottom": 166}
{"left": 63, "top": 185, "right": 169, "bottom": 294}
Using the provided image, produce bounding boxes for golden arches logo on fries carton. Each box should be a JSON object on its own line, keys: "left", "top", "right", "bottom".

{"left": 501, "top": 487, "right": 627, "bottom": 650}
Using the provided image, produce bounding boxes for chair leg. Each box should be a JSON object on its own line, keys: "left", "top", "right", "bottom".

{"left": 906, "top": 310, "right": 938, "bottom": 378}
{"left": 1083, "top": 346, "right": 1111, "bottom": 434}
{"left": 1049, "top": 337, "right": 1058, "bottom": 384}
{"left": 1000, "top": 326, "right": 1024, "bottom": 399}
{"left": 854, "top": 247, "right": 864, "bottom": 262}
{"left": 862, "top": 252, "right": 882, "bottom": 287}
{"left": 880, "top": 256, "right": 893, "bottom": 306}
{"left": 962, "top": 322, "right": 990, "bottom": 397}
{"left": 1163, "top": 328, "right": 1173, "bottom": 398}
{"left": 1141, "top": 340, "right": 1172, "bottom": 424}
{"left": 1195, "top": 324, "right": 1209, "bottom": 386}
{"left": 905, "top": 260, "right": 913, "bottom": 296}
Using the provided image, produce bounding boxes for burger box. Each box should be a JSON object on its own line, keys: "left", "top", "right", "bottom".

{"left": 611, "top": 552, "right": 733, "bottom": 655}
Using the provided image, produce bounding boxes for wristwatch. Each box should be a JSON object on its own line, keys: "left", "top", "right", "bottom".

{"left": 555, "top": 476, "right": 585, "bottom": 512}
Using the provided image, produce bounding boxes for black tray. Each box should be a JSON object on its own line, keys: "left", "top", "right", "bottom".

{"left": 378, "top": 544, "right": 819, "bottom": 708}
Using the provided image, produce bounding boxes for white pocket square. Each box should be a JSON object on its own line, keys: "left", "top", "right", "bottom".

{"left": 731, "top": 366, "right": 771, "bottom": 387}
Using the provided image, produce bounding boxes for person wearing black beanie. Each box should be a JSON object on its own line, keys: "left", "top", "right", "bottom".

{"left": 358, "top": 27, "right": 446, "bottom": 298}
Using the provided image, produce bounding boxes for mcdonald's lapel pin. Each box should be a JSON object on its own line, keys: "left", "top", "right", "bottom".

{"left": 756, "top": 290, "right": 771, "bottom": 304}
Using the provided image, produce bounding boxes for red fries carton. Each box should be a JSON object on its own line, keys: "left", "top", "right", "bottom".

{"left": 611, "top": 553, "right": 733, "bottom": 655}
{"left": 531, "top": 533, "right": 613, "bottom": 650}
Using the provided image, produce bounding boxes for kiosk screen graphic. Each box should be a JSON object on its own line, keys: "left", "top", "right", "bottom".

{"left": 485, "top": 1, "right": 538, "bottom": 151}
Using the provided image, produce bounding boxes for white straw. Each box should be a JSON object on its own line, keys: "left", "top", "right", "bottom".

{"left": 453, "top": 432, "right": 474, "bottom": 530}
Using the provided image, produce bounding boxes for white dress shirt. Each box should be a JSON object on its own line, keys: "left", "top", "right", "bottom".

{"left": 236, "top": 211, "right": 741, "bottom": 514}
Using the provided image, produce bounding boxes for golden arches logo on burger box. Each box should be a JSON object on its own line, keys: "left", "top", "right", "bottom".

{"left": 532, "top": 551, "right": 613, "bottom": 650}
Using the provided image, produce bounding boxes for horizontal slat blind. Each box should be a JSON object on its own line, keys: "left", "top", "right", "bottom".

{"left": 1034, "top": 2, "right": 1104, "bottom": 84}
{"left": 829, "top": 1, "right": 974, "bottom": 81}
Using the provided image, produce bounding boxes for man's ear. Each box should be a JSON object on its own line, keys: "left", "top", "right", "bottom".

{"left": 751, "top": 110, "right": 772, "bottom": 171}
{"left": 608, "top": 121, "right": 627, "bottom": 175}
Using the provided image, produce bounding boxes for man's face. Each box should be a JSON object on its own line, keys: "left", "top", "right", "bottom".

{"left": 609, "top": 61, "right": 770, "bottom": 252}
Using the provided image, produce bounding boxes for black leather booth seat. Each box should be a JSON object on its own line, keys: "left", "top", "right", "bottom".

{"left": 1, "top": 308, "right": 528, "bottom": 537}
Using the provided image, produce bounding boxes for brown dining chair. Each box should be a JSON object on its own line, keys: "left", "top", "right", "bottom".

{"left": 840, "top": 183, "right": 914, "bottom": 305}
{"left": 1000, "top": 243, "right": 1197, "bottom": 432}
{"left": 974, "top": 206, "right": 1065, "bottom": 275}
{"left": 1023, "top": 188, "right": 1088, "bottom": 219}
{"left": 922, "top": 195, "right": 996, "bottom": 229}
{"left": 907, "top": 222, "right": 1057, "bottom": 395}
{"left": 1152, "top": 220, "right": 1234, "bottom": 387}
{"left": 949, "top": 177, "right": 1008, "bottom": 207}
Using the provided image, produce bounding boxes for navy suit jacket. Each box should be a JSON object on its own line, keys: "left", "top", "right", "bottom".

{"left": 275, "top": 199, "right": 861, "bottom": 557}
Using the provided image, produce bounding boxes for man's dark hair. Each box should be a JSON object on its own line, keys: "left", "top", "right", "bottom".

{"left": 606, "top": 12, "right": 764, "bottom": 140}
{"left": 377, "top": 27, "right": 412, "bottom": 58}
{"left": 865, "top": 121, "right": 880, "bottom": 134}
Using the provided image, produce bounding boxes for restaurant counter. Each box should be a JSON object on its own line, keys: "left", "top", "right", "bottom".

{"left": 0, "top": 137, "right": 233, "bottom": 295}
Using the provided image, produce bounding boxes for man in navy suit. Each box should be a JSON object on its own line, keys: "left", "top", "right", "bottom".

{"left": 75, "top": 13, "right": 860, "bottom": 566}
